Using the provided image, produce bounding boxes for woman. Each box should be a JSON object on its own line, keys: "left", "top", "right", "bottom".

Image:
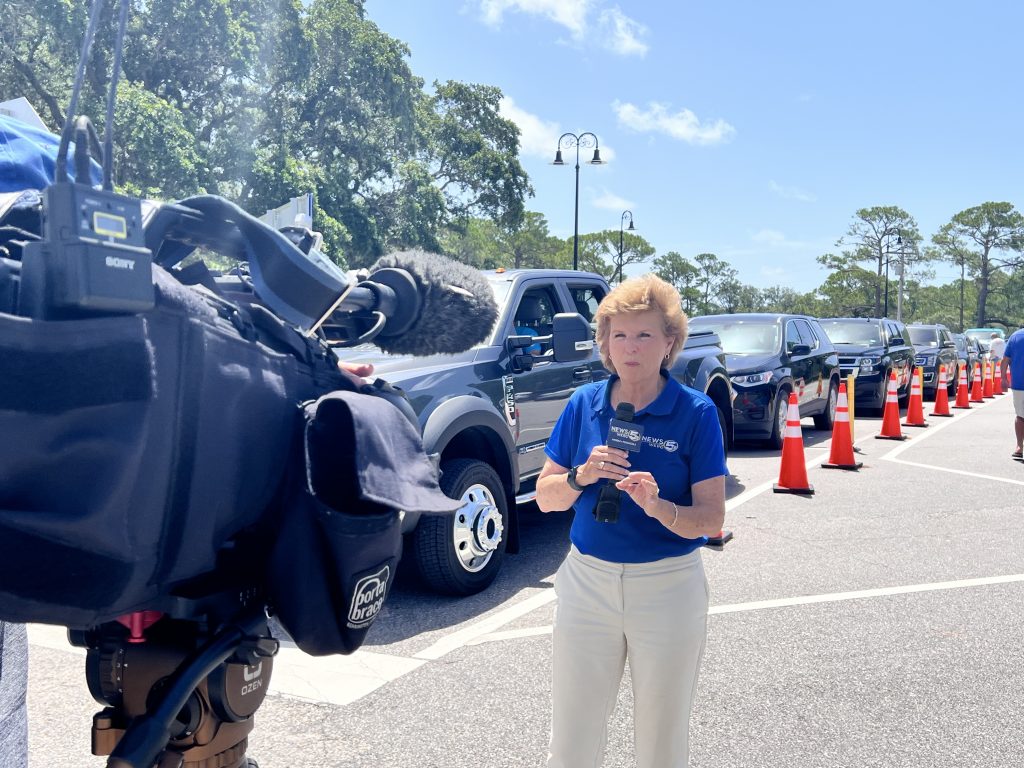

{"left": 536, "top": 274, "right": 726, "bottom": 768}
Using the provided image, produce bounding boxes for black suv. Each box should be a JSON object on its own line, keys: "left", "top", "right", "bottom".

{"left": 952, "top": 333, "right": 982, "bottom": 389}
{"left": 689, "top": 313, "right": 841, "bottom": 448}
{"left": 906, "top": 323, "right": 958, "bottom": 398}
{"left": 818, "top": 317, "right": 915, "bottom": 410}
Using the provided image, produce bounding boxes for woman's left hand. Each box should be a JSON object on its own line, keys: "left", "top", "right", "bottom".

{"left": 615, "top": 471, "right": 661, "bottom": 516}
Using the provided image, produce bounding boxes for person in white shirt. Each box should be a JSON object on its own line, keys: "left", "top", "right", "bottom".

{"left": 990, "top": 333, "right": 1006, "bottom": 361}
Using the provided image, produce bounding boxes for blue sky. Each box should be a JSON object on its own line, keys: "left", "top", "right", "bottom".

{"left": 364, "top": 1, "right": 1022, "bottom": 292}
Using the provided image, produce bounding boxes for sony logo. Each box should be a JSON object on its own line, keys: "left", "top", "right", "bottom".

{"left": 105, "top": 256, "right": 135, "bottom": 270}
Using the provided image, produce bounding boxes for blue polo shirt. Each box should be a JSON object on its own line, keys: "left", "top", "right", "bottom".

{"left": 1005, "top": 329, "right": 1024, "bottom": 391}
{"left": 545, "top": 373, "right": 727, "bottom": 563}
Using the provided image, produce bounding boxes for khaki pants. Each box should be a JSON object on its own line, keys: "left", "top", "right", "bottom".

{"left": 547, "top": 546, "right": 709, "bottom": 768}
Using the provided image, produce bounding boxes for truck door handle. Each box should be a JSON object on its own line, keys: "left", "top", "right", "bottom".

{"left": 573, "top": 367, "right": 592, "bottom": 382}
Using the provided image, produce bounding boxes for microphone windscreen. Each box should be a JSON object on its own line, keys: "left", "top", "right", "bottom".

{"left": 614, "top": 402, "right": 635, "bottom": 422}
{"left": 368, "top": 249, "right": 498, "bottom": 355}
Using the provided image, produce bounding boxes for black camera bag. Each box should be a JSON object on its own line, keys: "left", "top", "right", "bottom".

{"left": 267, "top": 390, "right": 458, "bottom": 655}
{"left": 0, "top": 263, "right": 349, "bottom": 628}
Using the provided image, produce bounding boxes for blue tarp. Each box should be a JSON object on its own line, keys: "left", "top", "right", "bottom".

{"left": 0, "top": 113, "right": 102, "bottom": 192}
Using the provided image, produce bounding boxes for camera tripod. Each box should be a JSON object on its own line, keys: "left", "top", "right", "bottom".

{"left": 71, "top": 591, "right": 280, "bottom": 768}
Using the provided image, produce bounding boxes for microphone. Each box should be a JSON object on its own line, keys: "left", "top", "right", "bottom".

{"left": 143, "top": 199, "right": 497, "bottom": 356}
{"left": 350, "top": 249, "right": 499, "bottom": 356}
{"left": 594, "top": 402, "right": 639, "bottom": 524}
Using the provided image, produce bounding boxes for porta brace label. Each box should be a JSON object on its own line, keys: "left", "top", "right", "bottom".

{"left": 347, "top": 564, "right": 392, "bottom": 629}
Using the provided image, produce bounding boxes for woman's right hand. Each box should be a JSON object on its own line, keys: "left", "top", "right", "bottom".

{"left": 576, "top": 444, "right": 631, "bottom": 487}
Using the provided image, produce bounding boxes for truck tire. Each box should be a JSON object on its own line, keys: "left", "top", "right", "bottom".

{"left": 412, "top": 458, "right": 508, "bottom": 595}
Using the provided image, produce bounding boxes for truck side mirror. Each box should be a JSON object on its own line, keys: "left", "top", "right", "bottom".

{"left": 551, "top": 312, "right": 593, "bottom": 362}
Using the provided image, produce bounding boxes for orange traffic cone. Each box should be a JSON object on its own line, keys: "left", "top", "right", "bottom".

{"left": 994, "top": 362, "right": 1004, "bottom": 395}
{"left": 953, "top": 363, "right": 971, "bottom": 409}
{"left": 903, "top": 366, "right": 929, "bottom": 428}
{"left": 970, "top": 362, "right": 984, "bottom": 402}
{"left": 876, "top": 370, "right": 908, "bottom": 440}
{"left": 983, "top": 360, "right": 995, "bottom": 398}
{"left": 931, "top": 364, "right": 954, "bottom": 417}
{"left": 773, "top": 392, "right": 814, "bottom": 495}
{"left": 822, "top": 382, "right": 862, "bottom": 470}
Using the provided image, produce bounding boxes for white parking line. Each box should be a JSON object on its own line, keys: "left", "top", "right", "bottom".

{"left": 884, "top": 457, "right": 1024, "bottom": 486}
{"left": 412, "top": 587, "right": 557, "bottom": 661}
{"left": 467, "top": 573, "right": 1024, "bottom": 645}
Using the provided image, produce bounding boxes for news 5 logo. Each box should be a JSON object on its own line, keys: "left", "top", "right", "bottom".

{"left": 608, "top": 420, "right": 644, "bottom": 451}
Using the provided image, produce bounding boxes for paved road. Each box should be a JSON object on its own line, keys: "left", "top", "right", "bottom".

{"left": 24, "top": 394, "right": 1024, "bottom": 767}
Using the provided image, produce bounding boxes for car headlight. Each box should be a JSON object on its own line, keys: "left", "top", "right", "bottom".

{"left": 859, "top": 357, "right": 880, "bottom": 372}
{"left": 731, "top": 371, "right": 773, "bottom": 385}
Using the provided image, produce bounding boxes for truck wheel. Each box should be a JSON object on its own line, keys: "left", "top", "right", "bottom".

{"left": 412, "top": 458, "right": 508, "bottom": 596}
{"left": 813, "top": 380, "right": 838, "bottom": 430}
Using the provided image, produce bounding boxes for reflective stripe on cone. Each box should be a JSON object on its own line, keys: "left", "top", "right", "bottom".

{"left": 822, "top": 382, "right": 862, "bottom": 470}
{"left": 876, "top": 370, "right": 908, "bottom": 441}
{"left": 774, "top": 392, "right": 814, "bottom": 494}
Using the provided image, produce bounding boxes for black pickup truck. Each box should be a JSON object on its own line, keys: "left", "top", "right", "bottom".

{"left": 338, "top": 269, "right": 733, "bottom": 595}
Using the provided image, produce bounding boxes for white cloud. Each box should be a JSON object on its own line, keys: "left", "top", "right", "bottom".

{"left": 499, "top": 97, "right": 615, "bottom": 162}
{"left": 592, "top": 189, "right": 634, "bottom": 211}
{"left": 613, "top": 101, "right": 736, "bottom": 145}
{"left": 476, "top": 1, "right": 646, "bottom": 56}
{"left": 769, "top": 180, "right": 816, "bottom": 203}
{"left": 478, "top": 0, "right": 593, "bottom": 38}
{"left": 597, "top": 8, "right": 648, "bottom": 56}
{"left": 499, "top": 97, "right": 561, "bottom": 158}
{"left": 752, "top": 229, "right": 787, "bottom": 246}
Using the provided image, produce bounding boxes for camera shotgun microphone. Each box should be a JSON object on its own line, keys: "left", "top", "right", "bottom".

{"left": 358, "top": 249, "right": 499, "bottom": 356}
{"left": 594, "top": 402, "right": 640, "bottom": 524}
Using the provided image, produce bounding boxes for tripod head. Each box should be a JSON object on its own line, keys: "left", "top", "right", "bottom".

{"left": 73, "top": 592, "right": 278, "bottom": 768}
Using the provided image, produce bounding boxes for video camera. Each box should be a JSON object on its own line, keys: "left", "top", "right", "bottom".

{"left": 0, "top": 2, "right": 496, "bottom": 766}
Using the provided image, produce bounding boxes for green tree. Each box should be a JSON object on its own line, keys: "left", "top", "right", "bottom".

{"left": 0, "top": 0, "right": 91, "bottom": 128}
{"left": 652, "top": 251, "right": 700, "bottom": 314}
{"left": 1, "top": 0, "right": 533, "bottom": 269}
{"left": 692, "top": 252, "right": 730, "bottom": 315}
{"left": 836, "top": 206, "right": 921, "bottom": 317}
{"left": 932, "top": 202, "right": 1024, "bottom": 327}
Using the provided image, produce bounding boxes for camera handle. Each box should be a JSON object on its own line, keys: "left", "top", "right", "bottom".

{"left": 81, "top": 607, "right": 277, "bottom": 768}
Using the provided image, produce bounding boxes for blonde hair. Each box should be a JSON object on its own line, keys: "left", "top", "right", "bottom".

{"left": 594, "top": 274, "right": 688, "bottom": 374}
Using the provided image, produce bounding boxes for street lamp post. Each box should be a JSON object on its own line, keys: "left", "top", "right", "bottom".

{"left": 552, "top": 132, "right": 603, "bottom": 271}
{"left": 616, "top": 210, "right": 635, "bottom": 284}
{"left": 882, "top": 230, "right": 902, "bottom": 317}
{"left": 896, "top": 236, "right": 907, "bottom": 322}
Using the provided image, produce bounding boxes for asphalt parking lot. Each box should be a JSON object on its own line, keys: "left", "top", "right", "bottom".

{"left": 24, "top": 393, "right": 1024, "bottom": 767}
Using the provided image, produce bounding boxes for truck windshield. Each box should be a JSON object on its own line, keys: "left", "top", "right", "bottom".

{"left": 818, "top": 320, "right": 881, "bottom": 346}
{"left": 690, "top": 318, "right": 780, "bottom": 355}
{"left": 908, "top": 327, "right": 939, "bottom": 346}
{"left": 485, "top": 276, "right": 513, "bottom": 306}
